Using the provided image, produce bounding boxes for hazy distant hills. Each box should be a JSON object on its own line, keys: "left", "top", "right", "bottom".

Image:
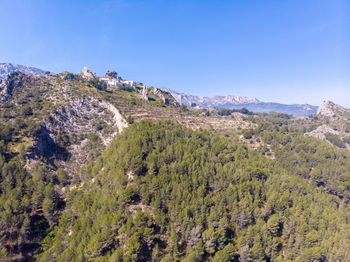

{"left": 228, "top": 102, "right": 317, "bottom": 117}
{"left": 1, "top": 63, "right": 318, "bottom": 116}
{"left": 0, "top": 63, "right": 47, "bottom": 79}
{"left": 162, "top": 88, "right": 261, "bottom": 105}
{"left": 164, "top": 88, "right": 318, "bottom": 117}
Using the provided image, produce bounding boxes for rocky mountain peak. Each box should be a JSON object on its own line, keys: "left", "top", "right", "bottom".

{"left": 317, "top": 100, "right": 350, "bottom": 120}
{"left": 0, "top": 63, "right": 47, "bottom": 79}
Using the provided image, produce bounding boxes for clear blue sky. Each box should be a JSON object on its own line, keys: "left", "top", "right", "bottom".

{"left": 1, "top": 0, "right": 349, "bottom": 106}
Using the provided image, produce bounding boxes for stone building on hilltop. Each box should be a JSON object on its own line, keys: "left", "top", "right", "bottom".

{"left": 81, "top": 66, "right": 96, "bottom": 80}
{"left": 81, "top": 67, "right": 138, "bottom": 88}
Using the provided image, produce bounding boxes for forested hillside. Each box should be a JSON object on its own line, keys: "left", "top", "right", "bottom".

{"left": 1, "top": 71, "right": 350, "bottom": 261}
{"left": 39, "top": 121, "right": 350, "bottom": 261}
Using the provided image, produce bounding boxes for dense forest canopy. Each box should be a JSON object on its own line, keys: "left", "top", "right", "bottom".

{"left": 38, "top": 121, "right": 350, "bottom": 261}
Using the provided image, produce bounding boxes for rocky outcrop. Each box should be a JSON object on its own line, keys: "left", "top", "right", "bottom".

{"left": 306, "top": 101, "right": 350, "bottom": 147}
{"left": 317, "top": 100, "right": 350, "bottom": 120}
{"left": 138, "top": 87, "right": 179, "bottom": 106}
{"left": 0, "top": 72, "right": 128, "bottom": 175}
{"left": 140, "top": 86, "right": 149, "bottom": 101}
{"left": 305, "top": 125, "right": 339, "bottom": 140}
{"left": 39, "top": 97, "right": 128, "bottom": 174}
{"left": 0, "top": 71, "right": 25, "bottom": 101}
{"left": 151, "top": 88, "right": 166, "bottom": 104}
{"left": 151, "top": 88, "right": 179, "bottom": 106}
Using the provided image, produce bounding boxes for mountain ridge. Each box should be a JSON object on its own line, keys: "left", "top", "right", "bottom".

{"left": 164, "top": 88, "right": 318, "bottom": 117}
{"left": 0, "top": 63, "right": 47, "bottom": 79}
{"left": 0, "top": 62, "right": 318, "bottom": 117}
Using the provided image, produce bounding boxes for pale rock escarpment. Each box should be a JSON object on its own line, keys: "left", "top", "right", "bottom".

{"left": 140, "top": 86, "right": 148, "bottom": 101}
{"left": 317, "top": 100, "right": 350, "bottom": 120}
{"left": 0, "top": 71, "right": 25, "bottom": 101}
{"left": 306, "top": 125, "right": 339, "bottom": 140}
{"left": 151, "top": 88, "right": 180, "bottom": 106}
{"left": 39, "top": 97, "right": 128, "bottom": 173}
{"left": 306, "top": 101, "right": 350, "bottom": 147}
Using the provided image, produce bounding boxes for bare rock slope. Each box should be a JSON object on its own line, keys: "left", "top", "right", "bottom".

{"left": 0, "top": 62, "right": 47, "bottom": 79}
{"left": 317, "top": 100, "right": 350, "bottom": 120}
{"left": 306, "top": 101, "right": 350, "bottom": 148}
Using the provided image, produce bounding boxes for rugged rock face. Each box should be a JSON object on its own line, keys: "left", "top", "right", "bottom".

{"left": 0, "top": 62, "right": 47, "bottom": 79}
{"left": 0, "top": 71, "right": 25, "bottom": 101}
{"left": 151, "top": 88, "right": 166, "bottom": 103}
{"left": 306, "top": 124, "right": 339, "bottom": 140}
{"left": 317, "top": 100, "right": 350, "bottom": 120}
{"left": 140, "top": 86, "right": 148, "bottom": 101}
{"left": 138, "top": 87, "right": 180, "bottom": 106}
{"left": 305, "top": 101, "right": 350, "bottom": 148}
{"left": 151, "top": 88, "right": 180, "bottom": 106}
{"left": 40, "top": 97, "right": 128, "bottom": 173}
{"left": 0, "top": 71, "right": 128, "bottom": 176}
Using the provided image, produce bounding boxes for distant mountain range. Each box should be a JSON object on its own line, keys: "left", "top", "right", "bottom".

{"left": 0, "top": 63, "right": 47, "bottom": 79}
{"left": 162, "top": 88, "right": 261, "bottom": 106}
{"left": 164, "top": 88, "right": 318, "bottom": 117}
{"left": 1, "top": 63, "right": 318, "bottom": 116}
